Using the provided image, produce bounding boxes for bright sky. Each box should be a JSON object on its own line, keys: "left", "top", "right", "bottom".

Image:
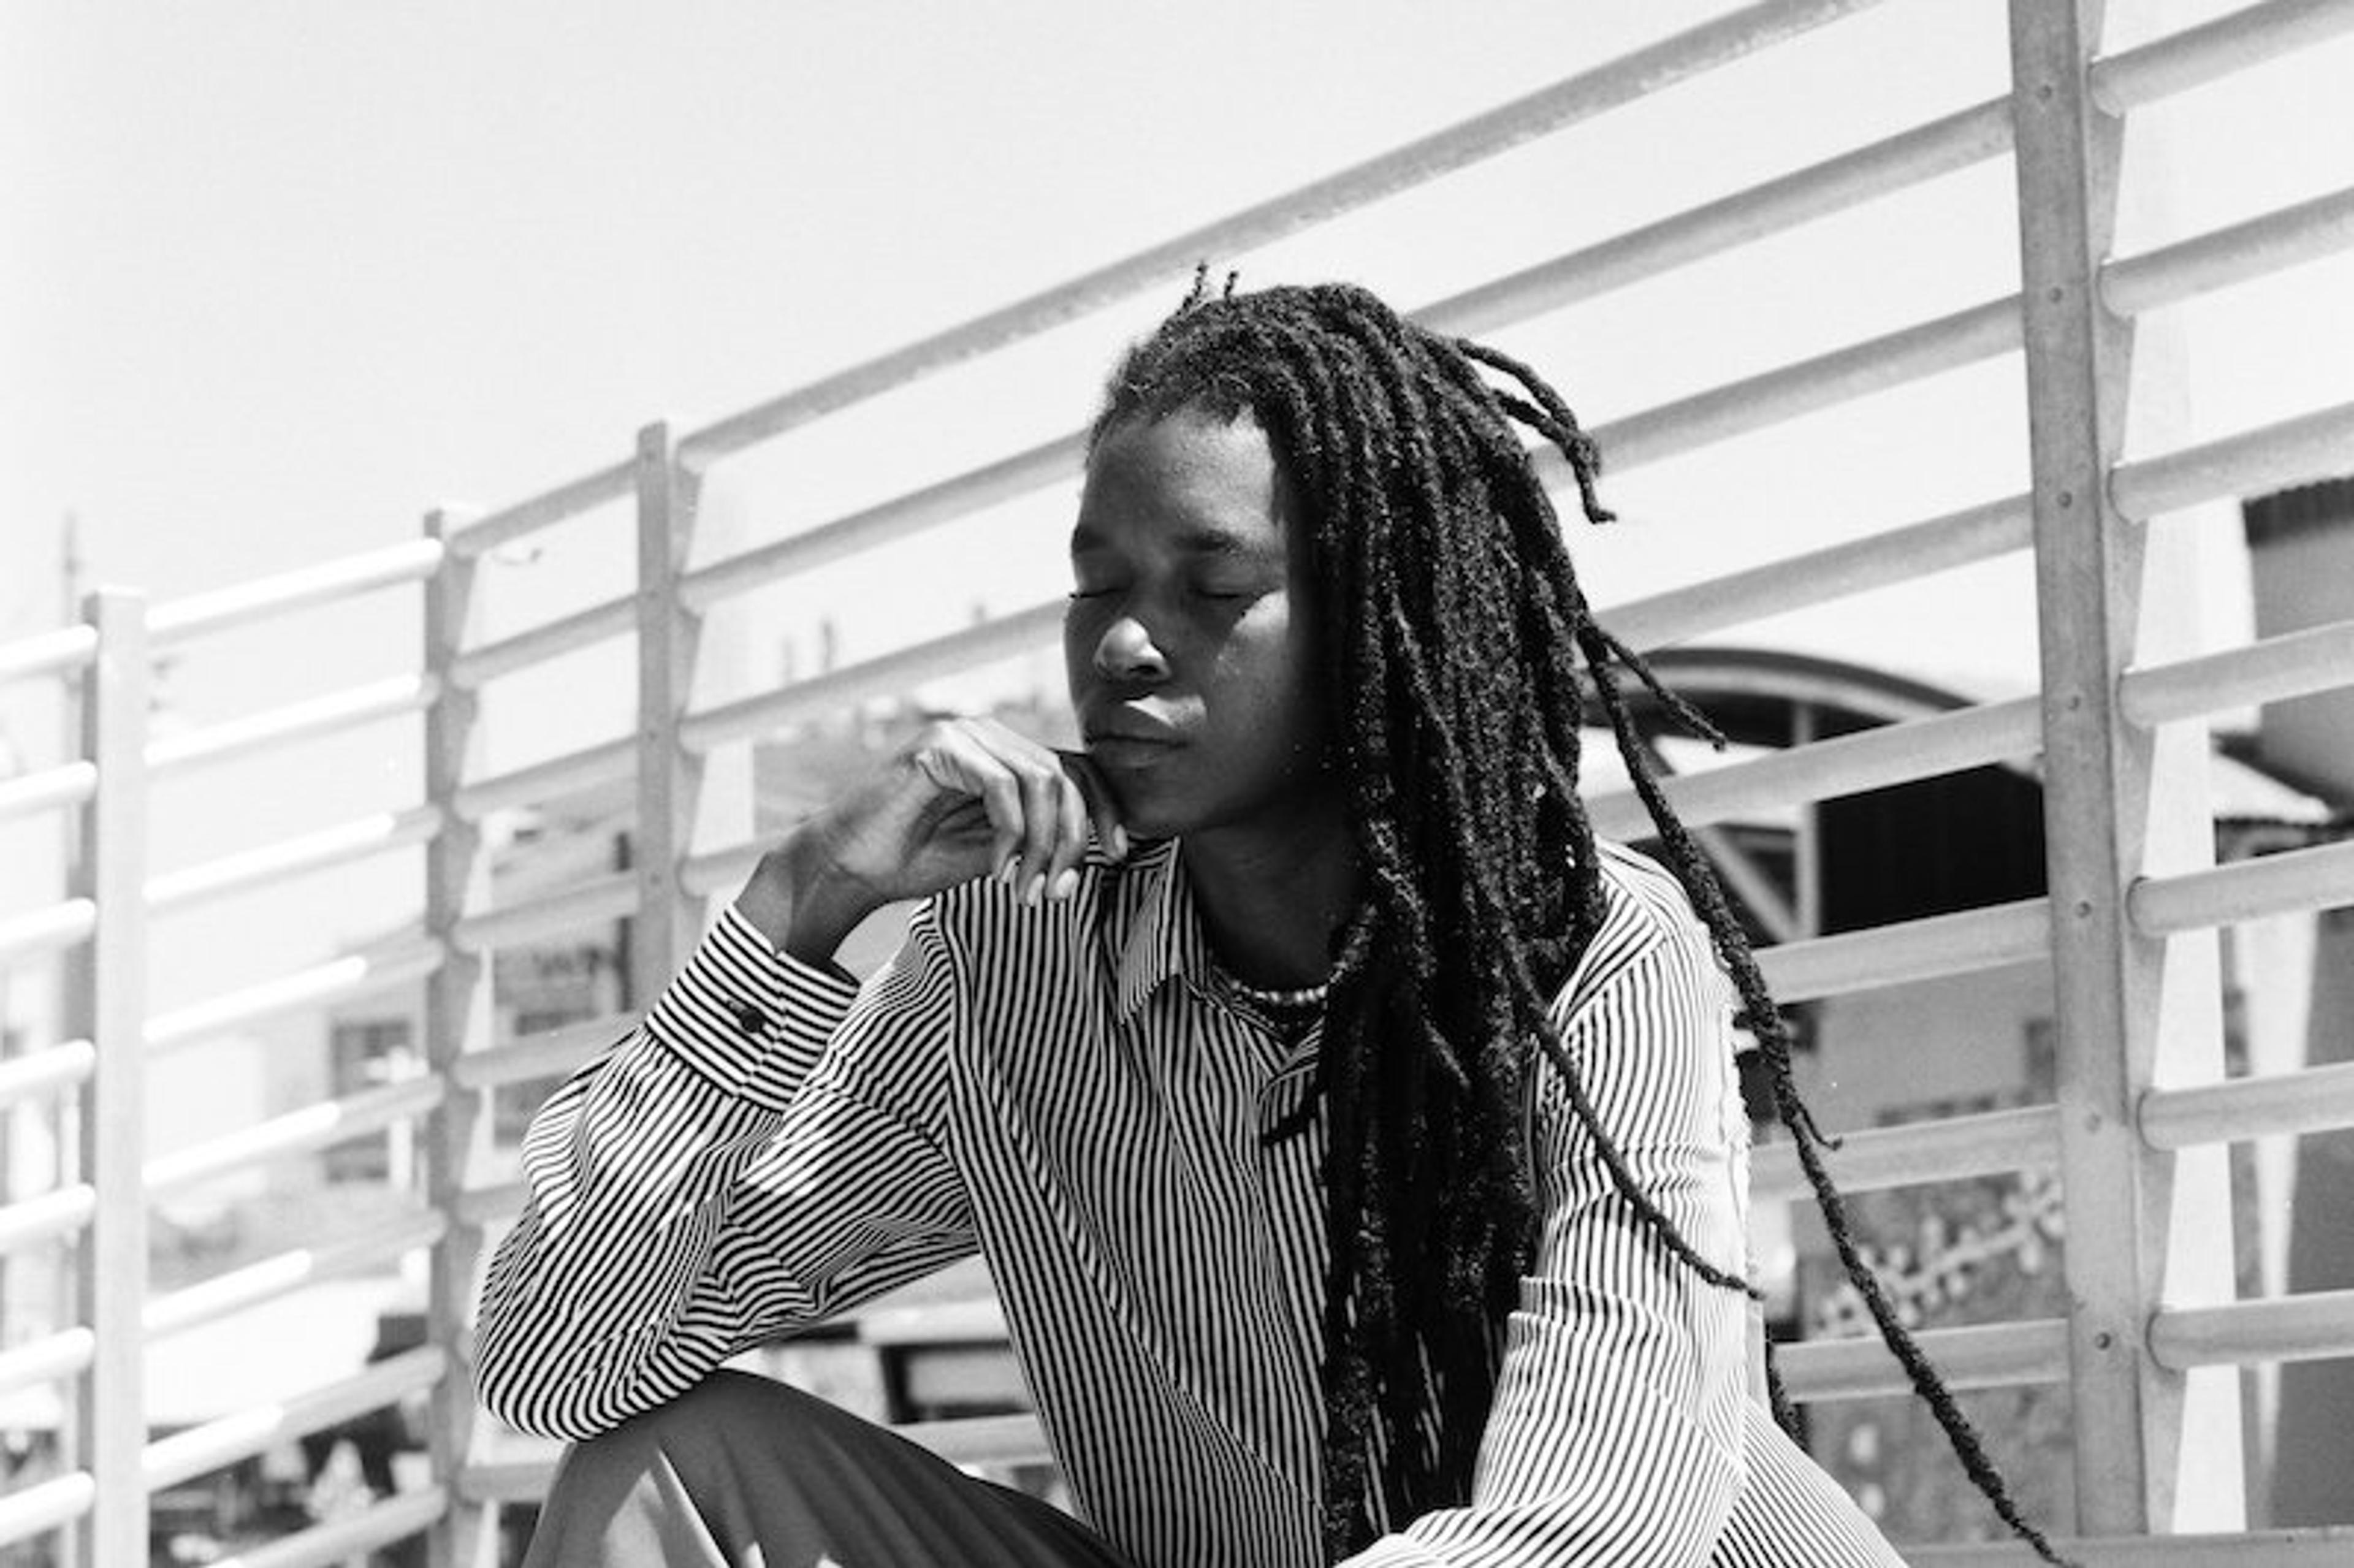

{"left": 3, "top": 0, "right": 2350, "bottom": 1021}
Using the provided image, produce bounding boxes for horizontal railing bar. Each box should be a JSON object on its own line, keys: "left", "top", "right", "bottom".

{"left": 1758, "top": 898, "right": 2051, "bottom": 1003}
{"left": 0, "top": 899, "right": 95, "bottom": 968}
{"left": 1606, "top": 495, "right": 2032, "bottom": 651}
{"left": 2112, "top": 398, "right": 2354, "bottom": 522}
{"left": 682, "top": 435, "right": 1088, "bottom": 614}
{"left": 2093, "top": 0, "right": 2354, "bottom": 115}
{"left": 453, "top": 737, "right": 634, "bottom": 823}
{"left": 455, "top": 1179, "right": 525, "bottom": 1231}
{"left": 0, "top": 623, "right": 97, "bottom": 687}
{"left": 1432, "top": 99, "right": 2014, "bottom": 338}
{"left": 455, "top": 1456, "right": 558, "bottom": 1504}
{"left": 1910, "top": 1525, "right": 2354, "bottom": 1566}
{"left": 149, "top": 539, "right": 443, "bottom": 648}
{"left": 2141, "top": 1060, "right": 2354, "bottom": 1151}
{"left": 2151, "top": 1288, "right": 2354, "bottom": 1370}
{"left": 146, "top": 1210, "right": 448, "bottom": 1342}
{"left": 1753, "top": 1104, "right": 2059, "bottom": 1202}
{"left": 0, "top": 1471, "right": 94, "bottom": 1547}
{"left": 2131, "top": 837, "right": 2354, "bottom": 935}
{"left": 452, "top": 870, "right": 637, "bottom": 954}
{"left": 674, "top": 0, "right": 1882, "bottom": 466}
{"left": 2120, "top": 617, "right": 2354, "bottom": 728}
{"left": 681, "top": 601, "right": 1069, "bottom": 755}
{"left": 0, "top": 1184, "right": 96, "bottom": 1252}
{"left": 1616, "top": 399, "right": 2340, "bottom": 655}
{"left": 1781, "top": 1317, "right": 2070, "bottom": 1399}
{"left": 0, "top": 1039, "right": 94, "bottom": 1111}
{"left": 147, "top": 673, "right": 439, "bottom": 776}
{"left": 146, "top": 938, "right": 446, "bottom": 1055}
{"left": 1567, "top": 296, "right": 2020, "bottom": 480}
{"left": 144, "top": 1077, "right": 448, "bottom": 1197}
{"left": 0, "top": 1214, "right": 447, "bottom": 1398}
{"left": 148, "top": 805, "right": 444, "bottom": 913}
{"left": 1587, "top": 697, "right": 2042, "bottom": 840}
{"left": 2106, "top": 182, "right": 2354, "bottom": 321}
{"left": 1575, "top": 181, "right": 2347, "bottom": 484}
{"left": 453, "top": 1013, "right": 630, "bottom": 1093}
{"left": 143, "top": 1345, "right": 447, "bottom": 1495}
{"left": 0, "top": 1327, "right": 93, "bottom": 1399}
{"left": 0, "top": 759, "right": 96, "bottom": 826}
{"left": 449, "top": 592, "right": 637, "bottom": 691}
{"left": 859, "top": 1298, "right": 1009, "bottom": 1345}
{"left": 446, "top": 457, "right": 635, "bottom": 561}
{"left": 208, "top": 1487, "right": 447, "bottom": 1568}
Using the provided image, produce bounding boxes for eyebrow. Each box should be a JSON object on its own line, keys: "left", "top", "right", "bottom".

{"left": 1067, "top": 523, "right": 1272, "bottom": 558}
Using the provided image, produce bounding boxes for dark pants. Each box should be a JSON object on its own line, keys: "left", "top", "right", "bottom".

{"left": 520, "top": 1372, "right": 1137, "bottom": 1568}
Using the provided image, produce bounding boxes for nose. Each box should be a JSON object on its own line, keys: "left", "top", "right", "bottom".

{"left": 1092, "top": 613, "right": 1169, "bottom": 683}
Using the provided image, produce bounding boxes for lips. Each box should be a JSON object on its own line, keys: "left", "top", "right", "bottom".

{"left": 1082, "top": 710, "right": 1184, "bottom": 769}
{"left": 1085, "top": 731, "right": 1181, "bottom": 768}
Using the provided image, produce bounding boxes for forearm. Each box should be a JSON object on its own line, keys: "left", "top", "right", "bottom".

{"left": 474, "top": 1033, "right": 802, "bottom": 1437}
{"left": 1339, "top": 1274, "right": 1743, "bottom": 1568}
{"left": 474, "top": 907, "right": 862, "bottom": 1437}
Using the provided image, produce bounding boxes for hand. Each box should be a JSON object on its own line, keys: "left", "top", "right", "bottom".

{"left": 739, "top": 717, "right": 1127, "bottom": 961}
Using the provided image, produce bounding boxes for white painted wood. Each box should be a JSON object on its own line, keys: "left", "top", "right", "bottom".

{"left": 66, "top": 588, "right": 149, "bottom": 1567}
{"left": 422, "top": 505, "right": 492, "bottom": 1568}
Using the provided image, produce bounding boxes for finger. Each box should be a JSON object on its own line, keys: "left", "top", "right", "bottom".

{"left": 1013, "top": 763, "right": 1062, "bottom": 904}
{"left": 1059, "top": 750, "right": 1128, "bottom": 862}
{"left": 1041, "top": 767, "right": 1091, "bottom": 900}
{"left": 917, "top": 729, "right": 1025, "bottom": 881}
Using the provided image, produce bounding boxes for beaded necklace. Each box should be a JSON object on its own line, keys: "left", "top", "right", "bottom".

{"left": 1213, "top": 966, "right": 1330, "bottom": 1038}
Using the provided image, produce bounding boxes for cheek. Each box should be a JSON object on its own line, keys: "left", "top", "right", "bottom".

{"left": 1234, "top": 601, "right": 1323, "bottom": 728}
{"left": 1062, "top": 606, "right": 1101, "bottom": 690}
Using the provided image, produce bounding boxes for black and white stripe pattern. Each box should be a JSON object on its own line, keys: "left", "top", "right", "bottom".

{"left": 477, "top": 840, "right": 1902, "bottom": 1567}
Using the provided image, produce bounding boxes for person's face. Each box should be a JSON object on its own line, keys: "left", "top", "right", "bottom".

{"left": 1064, "top": 407, "right": 1335, "bottom": 845}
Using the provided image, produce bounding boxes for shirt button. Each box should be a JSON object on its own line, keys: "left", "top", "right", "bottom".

{"left": 731, "top": 1001, "right": 770, "bottom": 1036}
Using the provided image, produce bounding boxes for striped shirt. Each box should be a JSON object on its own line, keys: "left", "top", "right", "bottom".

{"left": 477, "top": 839, "right": 1902, "bottom": 1567}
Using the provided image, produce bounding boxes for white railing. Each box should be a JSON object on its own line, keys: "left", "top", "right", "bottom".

{"left": 0, "top": 1, "right": 2349, "bottom": 1564}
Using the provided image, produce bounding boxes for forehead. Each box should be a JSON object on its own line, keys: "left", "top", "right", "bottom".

{"left": 1073, "top": 409, "right": 1292, "bottom": 555}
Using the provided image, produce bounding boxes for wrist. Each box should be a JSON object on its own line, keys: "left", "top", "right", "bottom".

{"left": 736, "top": 827, "right": 877, "bottom": 964}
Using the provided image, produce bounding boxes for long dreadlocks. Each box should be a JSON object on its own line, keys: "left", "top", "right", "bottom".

{"left": 1091, "top": 276, "right": 2070, "bottom": 1566}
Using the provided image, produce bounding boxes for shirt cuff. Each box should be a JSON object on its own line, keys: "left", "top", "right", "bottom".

{"left": 644, "top": 904, "right": 862, "bottom": 1110}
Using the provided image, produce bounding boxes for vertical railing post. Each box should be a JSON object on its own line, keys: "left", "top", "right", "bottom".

{"left": 2009, "top": 0, "right": 2242, "bottom": 1536}
{"left": 422, "top": 509, "right": 491, "bottom": 1568}
{"left": 633, "top": 423, "right": 704, "bottom": 1005}
{"left": 65, "top": 588, "right": 148, "bottom": 1566}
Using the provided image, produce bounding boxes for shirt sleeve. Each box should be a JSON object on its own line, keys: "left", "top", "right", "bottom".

{"left": 1341, "top": 909, "right": 1754, "bottom": 1567}
{"left": 474, "top": 902, "right": 980, "bottom": 1441}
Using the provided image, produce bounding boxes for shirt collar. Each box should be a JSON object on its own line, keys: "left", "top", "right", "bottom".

{"left": 1113, "top": 840, "right": 1214, "bottom": 1021}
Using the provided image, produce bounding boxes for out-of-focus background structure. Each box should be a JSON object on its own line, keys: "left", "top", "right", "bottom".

{"left": 3, "top": 1, "right": 2353, "bottom": 1562}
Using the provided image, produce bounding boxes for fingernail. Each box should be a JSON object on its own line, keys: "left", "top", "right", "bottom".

{"left": 1049, "top": 869, "right": 1078, "bottom": 901}
{"left": 999, "top": 858, "right": 1021, "bottom": 885}
{"left": 1023, "top": 875, "right": 1045, "bottom": 908}
{"left": 1110, "top": 826, "right": 1130, "bottom": 860}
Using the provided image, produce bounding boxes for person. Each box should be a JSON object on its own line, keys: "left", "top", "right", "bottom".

{"left": 476, "top": 277, "right": 2068, "bottom": 1567}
